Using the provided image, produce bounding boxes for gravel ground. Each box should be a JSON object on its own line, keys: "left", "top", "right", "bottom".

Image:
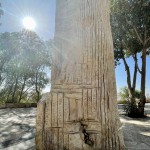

{"left": 0, "top": 104, "right": 150, "bottom": 150}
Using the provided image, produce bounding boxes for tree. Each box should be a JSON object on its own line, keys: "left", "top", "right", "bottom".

{"left": 36, "top": 0, "right": 125, "bottom": 149}
{"left": 129, "top": 0, "right": 150, "bottom": 117}
{"left": 111, "top": 0, "right": 150, "bottom": 117}
{"left": 0, "top": 32, "right": 21, "bottom": 88}
{"left": 0, "top": 3, "right": 3, "bottom": 25}
{"left": 119, "top": 87, "right": 141, "bottom": 117}
{"left": 19, "top": 30, "right": 51, "bottom": 102}
{"left": 0, "top": 31, "right": 51, "bottom": 103}
{"left": 119, "top": 86, "right": 140, "bottom": 102}
{"left": 111, "top": 0, "right": 141, "bottom": 100}
{"left": 0, "top": 3, "right": 3, "bottom": 85}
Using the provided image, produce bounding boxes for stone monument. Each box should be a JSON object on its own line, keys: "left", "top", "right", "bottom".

{"left": 36, "top": 0, "right": 125, "bottom": 149}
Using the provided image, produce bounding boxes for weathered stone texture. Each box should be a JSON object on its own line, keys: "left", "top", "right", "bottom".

{"left": 36, "top": 0, "right": 125, "bottom": 149}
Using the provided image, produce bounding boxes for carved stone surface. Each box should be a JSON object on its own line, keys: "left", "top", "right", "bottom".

{"left": 36, "top": 0, "right": 125, "bottom": 149}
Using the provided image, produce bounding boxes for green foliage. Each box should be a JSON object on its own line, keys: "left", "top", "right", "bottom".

{"left": 0, "top": 31, "right": 52, "bottom": 103}
{"left": 111, "top": 0, "right": 150, "bottom": 66}
{"left": 119, "top": 87, "right": 141, "bottom": 117}
{"left": 134, "top": 90, "right": 141, "bottom": 99}
{"left": 0, "top": 3, "right": 3, "bottom": 24}
{"left": 119, "top": 86, "right": 140, "bottom": 101}
{"left": 117, "top": 99, "right": 127, "bottom": 104}
{"left": 123, "top": 100, "right": 138, "bottom": 118}
{"left": 119, "top": 86, "right": 129, "bottom": 101}
{"left": 111, "top": 1, "right": 149, "bottom": 116}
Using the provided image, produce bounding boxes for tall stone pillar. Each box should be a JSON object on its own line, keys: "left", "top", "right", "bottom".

{"left": 36, "top": 0, "right": 125, "bottom": 149}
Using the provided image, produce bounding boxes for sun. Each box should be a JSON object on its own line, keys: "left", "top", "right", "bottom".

{"left": 23, "top": 16, "right": 36, "bottom": 30}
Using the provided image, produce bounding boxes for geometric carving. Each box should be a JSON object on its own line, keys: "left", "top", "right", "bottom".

{"left": 36, "top": 0, "right": 125, "bottom": 149}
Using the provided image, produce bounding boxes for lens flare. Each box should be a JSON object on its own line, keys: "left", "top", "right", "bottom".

{"left": 23, "top": 16, "right": 36, "bottom": 30}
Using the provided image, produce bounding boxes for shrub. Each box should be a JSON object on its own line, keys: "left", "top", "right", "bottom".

{"left": 117, "top": 99, "right": 127, "bottom": 104}
{"left": 123, "top": 100, "right": 138, "bottom": 117}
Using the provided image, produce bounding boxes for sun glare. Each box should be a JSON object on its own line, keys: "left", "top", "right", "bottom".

{"left": 23, "top": 16, "right": 36, "bottom": 30}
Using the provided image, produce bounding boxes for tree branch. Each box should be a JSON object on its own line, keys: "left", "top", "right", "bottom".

{"left": 132, "top": 56, "right": 137, "bottom": 94}
{"left": 133, "top": 26, "right": 143, "bottom": 45}
{"left": 120, "top": 49, "right": 132, "bottom": 92}
{"left": 132, "top": 54, "right": 142, "bottom": 74}
{"left": 125, "top": 17, "right": 143, "bottom": 44}
{"left": 145, "top": 37, "right": 150, "bottom": 45}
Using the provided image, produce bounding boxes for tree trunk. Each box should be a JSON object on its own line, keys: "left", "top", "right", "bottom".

{"left": 19, "top": 77, "right": 26, "bottom": 102}
{"left": 35, "top": 72, "right": 40, "bottom": 102}
{"left": 6, "top": 88, "right": 12, "bottom": 102}
{"left": 11, "top": 76, "right": 19, "bottom": 103}
{"left": 138, "top": 47, "right": 146, "bottom": 117}
{"left": 121, "top": 52, "right": 139, "bottom": 106}
{"left": 36, "top": 0, "right": 125, "bottom": 150}
{"left": 121, "top": 52, "right": 139, "bottom": 117}
{"left": 121, "top": 51, "right": 134, "bottom": 101}
{"left": 132, "top": 54, "right": 138, "bottom": 95}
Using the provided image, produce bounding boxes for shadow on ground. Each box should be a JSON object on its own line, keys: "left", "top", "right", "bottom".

{"left": 0, "top": 108, "right": 36, "bottom": 150}
{"left": 118, "top": 104, "right": 150, "bottom": 150}
{"left": 0, "top": 104, "right": 150, "bottom": 150}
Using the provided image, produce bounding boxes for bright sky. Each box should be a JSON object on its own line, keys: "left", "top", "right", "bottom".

{"left": 0, "top": 0, "right": 56, "bottom": 40}
{"left": 116, "top": 56, "right": 150, "bottom": 95}
{"left": 0, "top": 0, "right": 149, "bottom": 95}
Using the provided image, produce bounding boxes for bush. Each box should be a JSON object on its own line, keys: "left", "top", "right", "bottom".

{"left": 123, "top": 100, "right": 138, "bottom": 117}
{"left": 119, "top": 87, "right": 141, "bottom": 102}
{"left": 119, "top": 87, "right": 129, "bottom": 101}
{"left": 117, "top": 100, "right": 127, "bottom": 104}
{"left": 119, "top": 87, "right": 141, "bottom": 117}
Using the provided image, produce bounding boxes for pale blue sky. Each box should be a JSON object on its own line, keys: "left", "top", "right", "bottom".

{"left": 0, "top": 0, "right": 56, "bottom": 40}
{"left": 0, "top": 0, "right": 149, "bottom": 95}
{"left": 116, "top": 56, "right": 150, "bottom": 95}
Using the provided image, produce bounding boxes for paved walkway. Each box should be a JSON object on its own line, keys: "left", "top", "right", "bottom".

{"left": 0, "top": 108, "right": 36, "bottom": 150}
{"left": 118, "top": 104, "right": 150, "bottom": 150}
{"left": 0, "top": 104, "right": 150, "bottom": 150}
